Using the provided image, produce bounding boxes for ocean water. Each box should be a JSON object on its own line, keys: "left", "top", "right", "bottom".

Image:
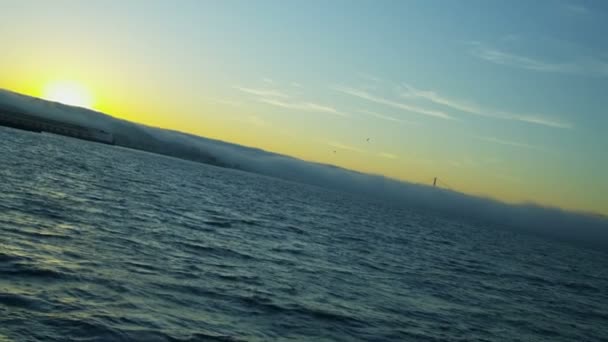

{"left": 1, "top": 127, "right": 607, "bottom": 342}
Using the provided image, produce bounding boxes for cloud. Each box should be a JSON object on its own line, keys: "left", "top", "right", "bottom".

{"left": 471, "top": 45, "right": 575, "bottom": 72}
{"left": 258, "top": 98, "right": 347, "bottom": 117}
{"left": 379, "top": 152, "right": 398, "bottom": 159}
{"left": 562, "top": 3, "right": 590, "bottom": 14}
{"left": 334, "top": 86, "right": 453, "bottom": 120}
{"left": 469, "top": 42, "right": 608, "bottom": 77}
{"left": 236, "top": 83, "right": 346, "bottom": 117}
{"left": 475, "top": 136, "right": 545, "bottom": 151}
{"left": 401, "top": 84, "right": 482, "bottom": 114}
{"left": 2, "top": 88, "right": 607, "bottom": 251}
{"left": 357, "top": 72, "right": 382, "bottom": 83}
{"left": 234, "top": 86, "right": 288, "bottom": 98}
{"left": 401, "top": 83, "right": 573, "bottom": 129}
{"left": 359, "top": 110, "right": 415, "bottom": 124}
{"left": 510, "top": 115, "right": 572, "bottom": 129}
{"left": 305, "top": 103, "right": 343, "bottom": 115}
{"left": 327, "top": 141, "right": 366, "bottom": 153}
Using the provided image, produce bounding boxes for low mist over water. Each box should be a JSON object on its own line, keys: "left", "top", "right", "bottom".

{"left": 1, "top": 127, "right": 607, "bottom": 341}
{"left": 1, "top": 89, "right": 607, "bottom": 250}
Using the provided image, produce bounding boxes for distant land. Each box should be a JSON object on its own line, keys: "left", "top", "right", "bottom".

{"left": 1, "top": 88, "right": 607, "bottom": 250}
{"left": 0, "top": 106, "right": 115, "bottom": 145}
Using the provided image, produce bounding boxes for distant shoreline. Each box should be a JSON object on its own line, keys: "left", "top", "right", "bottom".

{"left": 0, "top": 108, "right": 114, "bottom": 145}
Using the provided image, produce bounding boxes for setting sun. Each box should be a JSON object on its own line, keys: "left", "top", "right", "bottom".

{"left": 42, "top": 81, "right": 94, "bottom": 109}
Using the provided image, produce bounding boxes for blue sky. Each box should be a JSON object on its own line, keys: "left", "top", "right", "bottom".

{"left": 0, "top": 0, "right": 607, "bottom": 213}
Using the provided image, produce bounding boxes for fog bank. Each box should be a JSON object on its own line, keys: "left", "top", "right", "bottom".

{"left": 2, "top": 89, "right": 607, "bottom": 250}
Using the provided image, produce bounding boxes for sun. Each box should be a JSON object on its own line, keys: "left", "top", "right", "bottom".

{"left": 42, "top": 81, "right": 94, "bottom": 109}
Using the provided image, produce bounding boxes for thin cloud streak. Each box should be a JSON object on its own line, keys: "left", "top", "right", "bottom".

{"left": 401, "top": 84, "right": 484, "bottom": 114}
{"left": 259, "top": 98, "right": 347, "bottom": 117}
{"left": 475, "top": 136, "right": 545, "bottom": 151}
{"left": 469, "top": 42, "right": 608, "bottom": 77}
{"left": 327, "top": 141, "right": 366, "bottom": 153}
{"left": 359, "top": 110, "right": 414, "bottom": 124}
{"left": 510, "top": 115, "right": 572, "bottom": 129}
{"left": 379, "top": 152, "right": 398, "bottom": 159}
{"left": 473, "top": 46, "right": 574, "bottom": 72}
{"left": 334, "top": 86, "right": 453, "bottom": 120}
{"left": 562, "top": 3, "right": 590, "bottom": 14}
{"left": 236, "top": 84, "right": 347, "bottom": 117}
{"left": 357, "top": 72, "right": 382, "bottom": 83}
{"left": 401, "top": 83, "right": 573, "bottom": 129}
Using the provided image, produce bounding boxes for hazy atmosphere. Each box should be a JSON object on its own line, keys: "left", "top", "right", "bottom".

{"left": 2, "top": 1, "right": 608, "bottom": 341}
{"left": 1, "top": 88, "right": 607, "bottom": 249}
{"left": 2, "top": 0, "right": 607, "bottom": 214}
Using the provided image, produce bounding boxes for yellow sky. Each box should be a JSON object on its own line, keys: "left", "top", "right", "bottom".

{"left": 0, "top": 69, "right": 603, "bottom": 215}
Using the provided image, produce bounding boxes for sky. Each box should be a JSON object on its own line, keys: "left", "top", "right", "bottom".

{"left": 0, "top": 0, "right": 607, "bottom": 214}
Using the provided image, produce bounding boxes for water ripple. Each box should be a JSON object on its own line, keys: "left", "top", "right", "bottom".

{"left": 1, "top": 127, "right": 607, "bottom": 341}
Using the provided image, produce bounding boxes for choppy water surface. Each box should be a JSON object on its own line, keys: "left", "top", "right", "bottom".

{"left": 1, "top": 127, "right": 607, "bottom": 341}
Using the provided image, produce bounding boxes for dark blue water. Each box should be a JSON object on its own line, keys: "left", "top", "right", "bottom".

{"left": 1, "top": 127, "right": 607, "bottom": 341}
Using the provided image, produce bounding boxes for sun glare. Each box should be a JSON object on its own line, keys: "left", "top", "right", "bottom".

{"left": 42, "top": 81, "right": 94, "bottom": 109}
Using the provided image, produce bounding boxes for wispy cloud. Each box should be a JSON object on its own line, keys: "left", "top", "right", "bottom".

{"left": 468, "top": 42, "right": 608, "bottom": 77}
{"left": 334, "top": 86, "right": 453, "bottom": 120}
{"left": 401, "top": 84, "right": 483, "bottom": 114}
{"left": 359, "top": 110, "right": 415, "bottom": 124}
{"left": 379, "top": 152, "right": 398, "bottom": 159}
{"left": 401, "top": 83, "right": 572, "bottom": 129}
{"left": 511, "top": 115, "right": 572, "bottom": 129}
{"left": 475, "top": 136, "right": 545, "bottom": 151}
{"left": 306, "top": 103, "right": 343, "bottom": 115}
{"left": 357, "top": 72, "right": 382, "bottom": 83}
{"left": 236, "top": 83, "right": 347, "bottom": 117}
{"left": 471, "top": 44, "right": 575, "bottom": 72}
{"left": 259, "top": 98, "right": 347, "bottom": 117}
{"left": 327, "top": 141, "right": 366, "bottom": 153}
{"left": 234, "top": 86, "right": 287, "bottom": 98}
{"left": 562, "top": 3, "right": 590, "bottom": 14}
